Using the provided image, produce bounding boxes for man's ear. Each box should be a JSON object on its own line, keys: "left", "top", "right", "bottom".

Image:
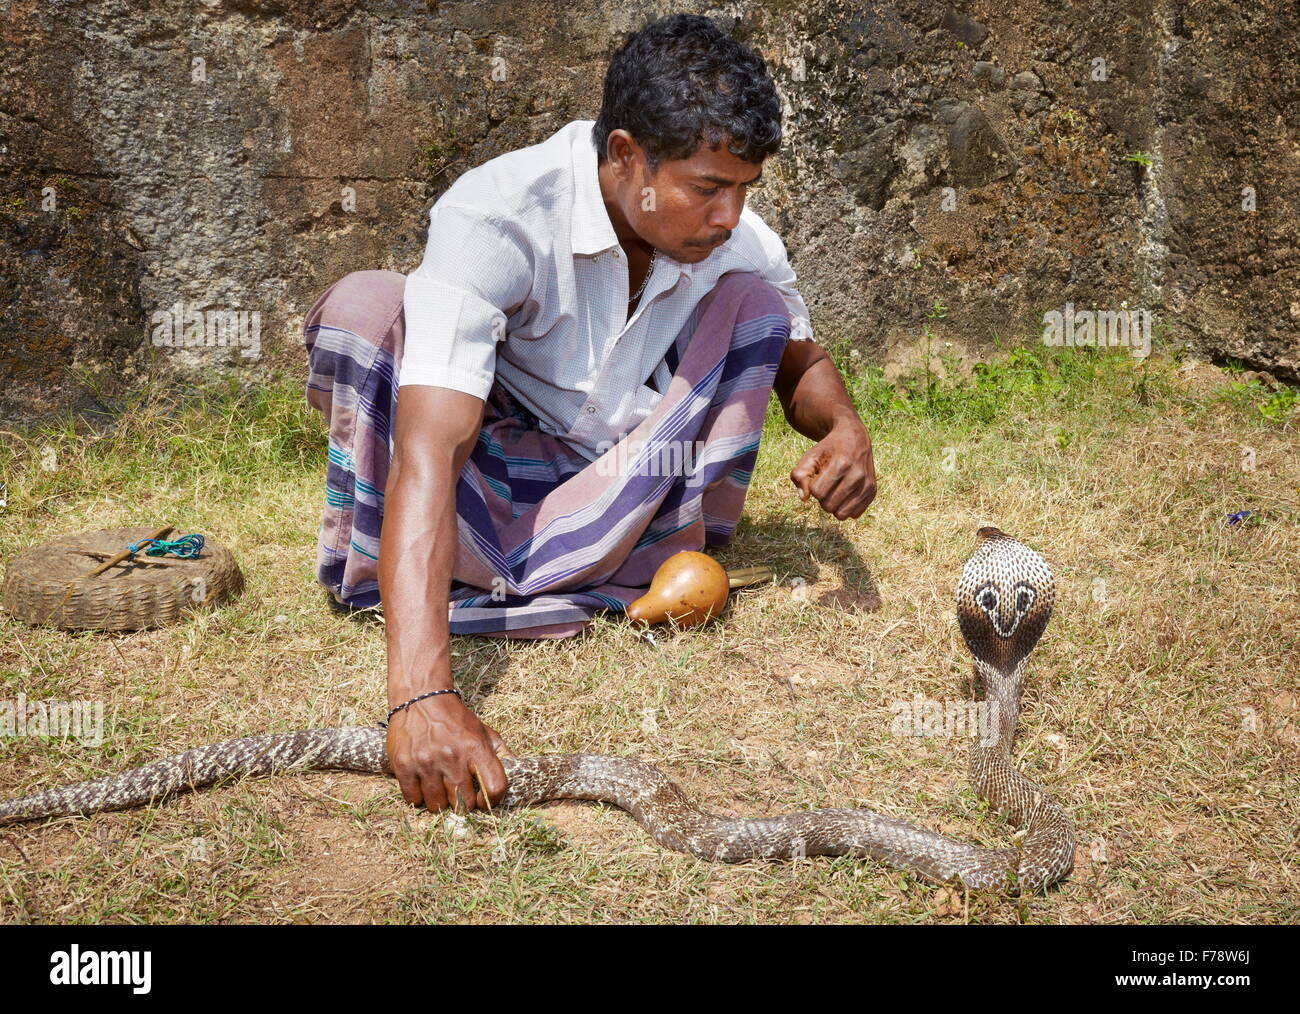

{"left": 607, "top": 130, "right": 643, "bottom": 179}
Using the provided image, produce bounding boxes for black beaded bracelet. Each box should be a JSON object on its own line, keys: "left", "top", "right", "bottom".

{"left": 381, "top": 688, "right": 461, "bottom": 727}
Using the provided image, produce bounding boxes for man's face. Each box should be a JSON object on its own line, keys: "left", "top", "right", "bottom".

{"left": 612, "top": 132, "right": 765, "bottom": 263}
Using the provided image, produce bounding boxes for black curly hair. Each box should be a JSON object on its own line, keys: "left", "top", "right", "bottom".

{"left": 592, "top": 13, "right": 783, "bottom": 174}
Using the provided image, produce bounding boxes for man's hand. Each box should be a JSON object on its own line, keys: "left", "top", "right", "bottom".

{"left": 381, "top": 385, "right": 510, "bottom": 814}
{"left": 774, "top": 339, "right": 879, "bottom": 521}
{"left": 387, "top": 692, "right": 511, "bottom": 812}
{"left": 789, "top": 417, "right": 877, "bottom": 520}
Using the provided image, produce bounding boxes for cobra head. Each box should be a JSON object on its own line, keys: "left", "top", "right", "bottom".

{"left": 955, "top": 527, "right": 1055, "bottom": 676}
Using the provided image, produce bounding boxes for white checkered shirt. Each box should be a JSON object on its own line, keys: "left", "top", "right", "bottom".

{"left": 400, "top": 119, "right": 815, "bottom": 461}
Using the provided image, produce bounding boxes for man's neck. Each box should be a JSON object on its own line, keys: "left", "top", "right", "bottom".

{"left": 597, "top": 158, "right": 655, "bottom": 259}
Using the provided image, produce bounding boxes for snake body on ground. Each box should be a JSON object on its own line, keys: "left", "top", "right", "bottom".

{"left": 0, "top": 528, "right": 1074, "bottom": 893}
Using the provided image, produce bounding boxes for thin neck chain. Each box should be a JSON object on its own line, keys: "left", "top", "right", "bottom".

{"left": 629, "top": 249, "right": 658, "bottom": 302}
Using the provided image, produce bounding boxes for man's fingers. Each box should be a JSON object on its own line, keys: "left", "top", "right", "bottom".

{"left": 794, "top": 448, "right": 846, "bottom": 509}
{"left": 843, "top": 475, "right": 877, "bottom": 518}
{"left": 453, "top": 772, "right": 480, "bottom": 813}
{"left": 793, "top": 445, "right": 858, "bottom": 508}
{"left": 471, "top": 751, "right": 511, "bottom": 808}
{"left": 441, "top": 776, "right": 470, "bottom": 814}
{"left": 821, "top": 468, "right": 866, "bottom": 518}
{"left": 395, "top": 769, "right": 424, "bottom": 808}
{"left": 808, "top": 458, "right": 848, "bottom": 504}
{"left": 468, "top": 764, "right": 492, "bottom": 811}
{"left": 821, "top": 488, "right": 850, "bottom": 519}
{"left": 419, "top": 772, "right": 449, "bottom": 813}
{"left": 790, "top": 449, "right": 825, "bottom": 500}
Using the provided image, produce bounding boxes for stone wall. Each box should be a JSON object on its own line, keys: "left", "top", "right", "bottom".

{"left": 1, "top": 0, "right": 1295, "bottom": 424}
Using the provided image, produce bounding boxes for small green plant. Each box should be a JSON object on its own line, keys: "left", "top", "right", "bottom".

{"left": 1124, "top": 151, "right": 1153, "bottom": 169}
{"left": 1133, "top": 364, "right": 1173, "bottom": 406}
{"left": 65, "top": 362, "right": 109, "bottom": 400}
{"left": 1215, "top": 379, "right": 1260, "bottom": 411}
{"left": 418, "top": 133, "right": 468, "bottom": 179}
{"left": 1258, "top": 385, "right": 1298, "bottom": 423}
{"left": 517, "top": 816, "right": 566, "bottom": 855}
{"left": 1051, "top": 108, "right": 1086, "bottom": 149}
{"left": 1212, "top": 372, "right": 1298, "bottom": 424}
{"left": 1051, "top": 428, "right": 1074, "bottom": 450}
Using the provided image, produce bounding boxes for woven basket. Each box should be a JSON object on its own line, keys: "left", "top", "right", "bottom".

{"left": 1, "top": 526, "right": 244, "bottom": 631}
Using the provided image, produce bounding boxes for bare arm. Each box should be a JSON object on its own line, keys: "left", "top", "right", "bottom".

{"left": 773, "top": 339, "right": 878, "bottom": 520}
{"left": 380, "top": 385, "right": 510, "bottom": 812}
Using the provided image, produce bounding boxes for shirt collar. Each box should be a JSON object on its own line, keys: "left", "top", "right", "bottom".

{"left": 570, "top": 121, "right": 619, "bottom": 257}
{"left": 569, "top": 120, "right": 693, "bottom": 284}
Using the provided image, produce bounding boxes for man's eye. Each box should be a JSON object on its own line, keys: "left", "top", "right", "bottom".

{"left": 695, "top": 185, "right": 719, "bottom": 196}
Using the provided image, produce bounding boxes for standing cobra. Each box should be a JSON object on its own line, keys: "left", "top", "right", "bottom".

{"left": 0, "top": 528, "right": 1074, "bottom": 893}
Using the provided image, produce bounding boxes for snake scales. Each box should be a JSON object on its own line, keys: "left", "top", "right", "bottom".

{"left": 0, "top": 527, "right": 1074, "bottom": 893}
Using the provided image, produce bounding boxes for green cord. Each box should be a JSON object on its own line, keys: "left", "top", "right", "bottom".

{"left": 126, "top": 534, "right": 206, "bottom": 558}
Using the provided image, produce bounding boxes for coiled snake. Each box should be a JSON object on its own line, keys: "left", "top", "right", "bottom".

{"left": 0, "top": 527, "right": 1074, "bottom": 893}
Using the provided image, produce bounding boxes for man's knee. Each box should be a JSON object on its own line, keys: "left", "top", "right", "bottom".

{"left": 694, "top": 271, "right": 789, "bottom": 336}
{"left": 328, "top": 269, "right": 406, "bottom": 304}
{"left": 308, "top": 269, "right": 406, "bottom": 343}
{"left": 712, "top": 269, "right": 783, "bottom": 305}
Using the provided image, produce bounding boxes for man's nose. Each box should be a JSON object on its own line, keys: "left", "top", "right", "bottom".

{"left": 708, "top": 190, "right": 744, "bottom": 232}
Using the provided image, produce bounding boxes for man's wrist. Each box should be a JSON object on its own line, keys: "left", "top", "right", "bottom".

{"left": 387, "top": 672, "right": 455, "bottom": 710}
{"left": 827, "top": 408, "right": 868, "bottom": 438}
{"left": 386, "top": 688, "right": 463, "bottom": 725}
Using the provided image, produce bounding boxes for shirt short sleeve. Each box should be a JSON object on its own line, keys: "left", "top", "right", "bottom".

{"left": 400, "top": 203, "right": 533, "bottom": 399}
{"left": 755, "top": 224, "right": 816, "bottom": 343}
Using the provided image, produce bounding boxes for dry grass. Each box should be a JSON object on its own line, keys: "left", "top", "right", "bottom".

{"left": 0, "top": 343, "right": 1296, "bottom": 924}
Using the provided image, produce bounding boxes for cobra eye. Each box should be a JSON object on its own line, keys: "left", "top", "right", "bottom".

{"left": 976, "top": 586, "right": 998, "bottom": 612}
{"left": 1015, "top": 586, "right": 1035, "bottom": 613}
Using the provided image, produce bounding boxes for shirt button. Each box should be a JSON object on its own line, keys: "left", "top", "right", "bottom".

{"left": 585, "top": 405, "right": 596, "bottom": 413}
{"left": 613, "top": 249, "right": 621, "bottom": 258}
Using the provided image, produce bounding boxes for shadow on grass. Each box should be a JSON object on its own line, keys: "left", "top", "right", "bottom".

{"left": 326, "top": 511, "right": 882, "bottom": 709}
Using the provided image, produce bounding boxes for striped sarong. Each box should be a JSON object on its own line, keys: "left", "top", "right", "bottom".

{"left": 304, "top": 268, "right": 791, "bottom": 639}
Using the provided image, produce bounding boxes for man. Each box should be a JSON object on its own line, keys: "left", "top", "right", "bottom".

{"left": 303, "top": 13, "right": 876, "bottom": 816}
